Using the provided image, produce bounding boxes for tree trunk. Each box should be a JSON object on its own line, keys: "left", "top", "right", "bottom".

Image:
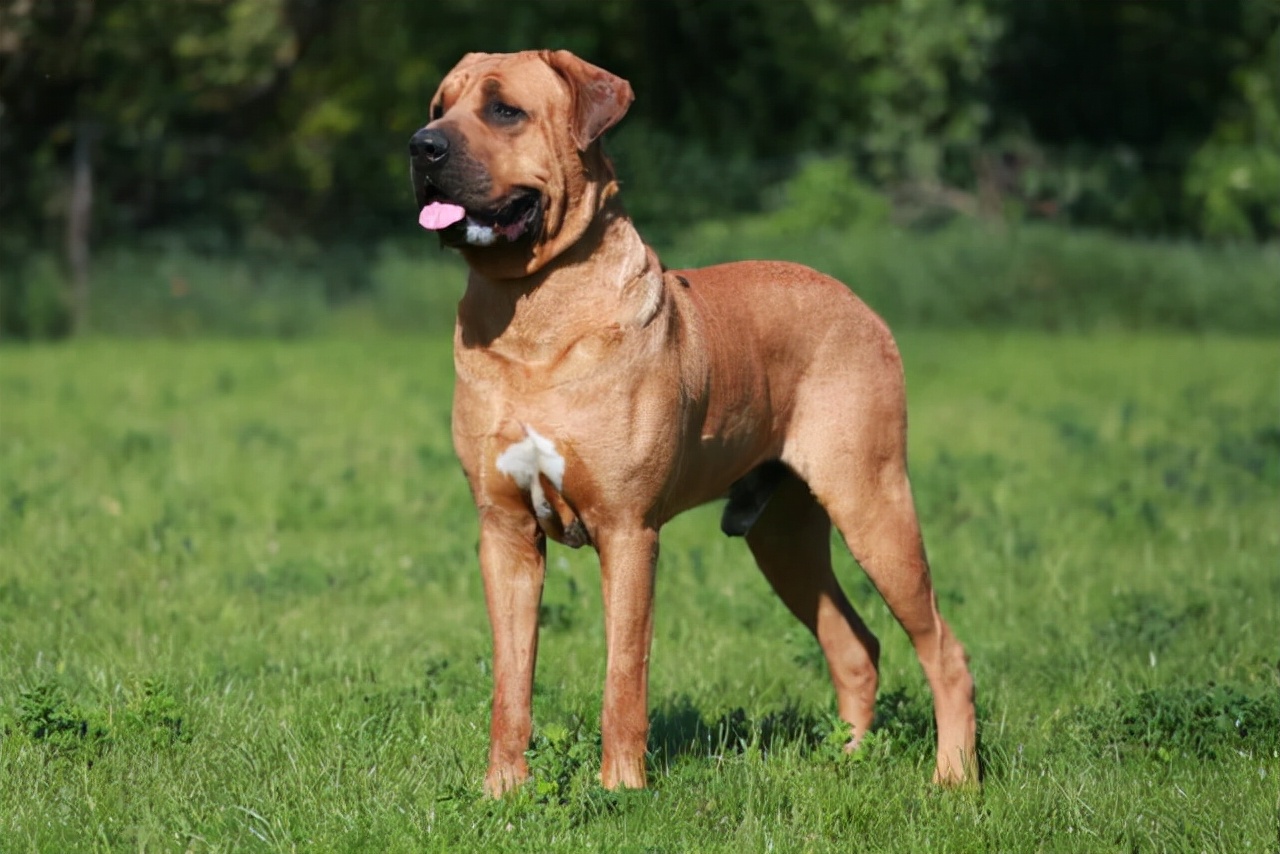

{"left": 66, "top": 119, "right": 94, "bottom": 336}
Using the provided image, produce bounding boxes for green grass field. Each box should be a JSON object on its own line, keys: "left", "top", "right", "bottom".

{"left": 1, "top": 332, "right": 1277, "bottom": 852}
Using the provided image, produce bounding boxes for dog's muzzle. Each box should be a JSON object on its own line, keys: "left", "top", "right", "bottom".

{"left": 410, "top": 128, "right": 543, "bottom": 248}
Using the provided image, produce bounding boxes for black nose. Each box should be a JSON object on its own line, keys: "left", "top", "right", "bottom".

{"left": 409, "top": 128, "right": 449, "bottom": 163}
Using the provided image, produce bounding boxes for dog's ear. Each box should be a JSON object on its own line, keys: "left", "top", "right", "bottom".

{"left": 430, "top": 52, "right": 497, "bottom": 120}
{"left": 545, "top": 50, "right": 634, "bottom": 151}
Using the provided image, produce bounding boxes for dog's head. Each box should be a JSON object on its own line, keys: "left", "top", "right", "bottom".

{"left": 410, "top": 50, "right": 633, "bottom": 279}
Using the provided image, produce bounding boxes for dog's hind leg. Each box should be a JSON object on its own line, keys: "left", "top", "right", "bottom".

{"left": 826, "top": 472, "right": 976, "bottom": 784}
{"left": 744, "top": 469, "right": 881, "bottom": 746}
{"left": 787, "top": 405, "right": 978, "bottom": 784}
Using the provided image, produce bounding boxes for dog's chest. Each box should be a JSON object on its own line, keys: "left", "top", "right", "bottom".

{"left": 456, "top": 370, "right": 680, "bottom": 546}
{"left": 453, "top": 314, "right": 687, "bottom": 542}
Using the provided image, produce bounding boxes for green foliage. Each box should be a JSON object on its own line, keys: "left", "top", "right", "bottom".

{"left": 758, "top": 158, "right": 891, "bottom": 234}
{"left": 1, "top": 236, "right": 465, "bottom": 339}
{"left": 8, "top": 678, "right": 190, "bottom": 755}
{"left": 5, "top": 0, "right": 1278, "bottom": 280}
{"left": 85, "top": 242, "right": 330, "bottom": 339}
{"left": 675, "top": 158, "right": 891, "bottom": 241}
{"left": 609, "top": 124, "right": 773, "bottom": 244}
{"left": 4, "top": 222, "right": 1277, "bottom": 341}
{"left": 806, "top": 0, "right": 1001, "bottom": 183}
{"left": 125, "top": 678, "right": 191, "bottom": 748}
{"left": 861, "top": 688, "right": 936, "bottom": 763}
{"left": 1187, "top": 142, "right": 1280, "bottom": 241}
{"left": 359, "top": 241, "right": 470, "bottom": 336}
{"left": 1185, "top": 22, "right": 1280, "bottom": 240}
{"left": 989, "top": 0, "right": 1280, "bottom": 237}
{"left": 1093, "top": 593, "right": 1210, "bottom": 654}
{"left": 0, "top": 0, "right": 304, "bottom": 238}
{"left": 525, "top": 718, "right": 600, "bottom": 804}
{"left": 0, "top": 253, "right": 73, "bottom": 340}
{"left": 13, "top": 682, "right": 101, "bottom": 751}
{"left": 1072, "top": 684, "right": 1280, "bottom": 761}
{"left": 664, "top": 220, "right": 1280, "bottom": 335}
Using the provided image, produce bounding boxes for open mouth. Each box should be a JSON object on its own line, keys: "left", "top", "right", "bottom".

{"left": 417, "top": 185, "right": 542, "bottom": 247}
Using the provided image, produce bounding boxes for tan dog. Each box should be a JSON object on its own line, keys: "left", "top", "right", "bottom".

{"left": 409, "top": 50, "right": 977, "bottom": 796}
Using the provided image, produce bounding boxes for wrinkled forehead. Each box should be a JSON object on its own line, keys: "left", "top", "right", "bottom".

{"left": 435, "top": 52, "right": 566, "bottom": 109}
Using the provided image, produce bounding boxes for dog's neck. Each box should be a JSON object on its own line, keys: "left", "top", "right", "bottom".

{"left": 456, "top": 203, "right": 665, "bottom": 361}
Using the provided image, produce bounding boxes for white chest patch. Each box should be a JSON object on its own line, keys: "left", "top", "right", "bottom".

{"left": 495, "top": 426, "right": 566, "bottom": 519}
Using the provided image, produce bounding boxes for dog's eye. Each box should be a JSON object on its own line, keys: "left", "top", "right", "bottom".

{"left": 430, "top": 102, "right": 444, "bottom": 121}
{"left": 488, "top": 101, "right": 526, "bottom": 124}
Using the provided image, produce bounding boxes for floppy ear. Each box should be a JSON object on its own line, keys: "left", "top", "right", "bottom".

{"left": 545, "top": 50, "right": 634, "bottom": 151}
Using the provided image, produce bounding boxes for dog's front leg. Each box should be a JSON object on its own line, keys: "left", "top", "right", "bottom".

{"left": 596, "top": 525, "right": 659, "bottom": 790}
{"left": 478, "top": 506, "right": 546, "bottom": 797}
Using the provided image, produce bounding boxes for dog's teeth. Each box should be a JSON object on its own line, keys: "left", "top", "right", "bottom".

{"left": 465, "top": 221, "right": 497, "bottom": 246}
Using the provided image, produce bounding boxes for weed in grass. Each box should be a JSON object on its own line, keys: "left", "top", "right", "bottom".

{"left": 1093, "top": 592, "right": 1210, "bottom": 654}
{"left": 235, "top": 419, "right": 295, "bottom": 451}
{"left": 125, "top": 678, "right": 191, "bottom": 748}
{"left": 13, "top": 681, "right": 102, "bottom": 751}
{"left": 865, "top": 688, "right": 936, "bottom": 764}
{"left": 115, "top": 429, "right": 172, "bottom": 462}
{"left": 1070, "top": 682, "right": 1280, "bottom": 761}
{"left": 1217, "top": 427, "right": 1280, "bottom": 482}
{"left": 526, "top": 717, "right": 601, "bottom": 805}
{"left": 785, "top": 626, "right": 827, "bottom": 674}
{"left": 9, "top": 678, "right": 191, "bottom": 757}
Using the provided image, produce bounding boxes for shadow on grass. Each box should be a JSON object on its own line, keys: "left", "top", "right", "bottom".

{"left": 648, "top": 687, "right": 938, "bottom": 768}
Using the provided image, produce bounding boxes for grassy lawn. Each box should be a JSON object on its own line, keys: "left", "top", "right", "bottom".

{"left": 1, "top": 332, "right": 1276, "bottom": 851}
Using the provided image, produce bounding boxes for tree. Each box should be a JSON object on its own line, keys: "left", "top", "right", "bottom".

{"left": 0, "top": 0, "right": 333, "bottom": 333}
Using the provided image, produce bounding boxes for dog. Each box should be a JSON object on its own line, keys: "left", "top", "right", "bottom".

{"left": 409, "top": 50, "right": 977, "bottom": 796}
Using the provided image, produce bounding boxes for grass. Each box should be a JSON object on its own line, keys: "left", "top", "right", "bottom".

{"left": 1, "top": 331, "right": 1277, "bottom": 851}
{"left": 4, "top": 221, "right": 1279, "bottom": 341}
{"left": 662, "top": 221, "right": 1280, "bottom": 335}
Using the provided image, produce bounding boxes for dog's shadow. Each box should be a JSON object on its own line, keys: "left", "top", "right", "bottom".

{"left": 647, "top": 688, "right": 936, "bottom": 768}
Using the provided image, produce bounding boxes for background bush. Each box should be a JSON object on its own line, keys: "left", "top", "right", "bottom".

{"left": 1, "top": 0, "right": 1277, "bottom": 340}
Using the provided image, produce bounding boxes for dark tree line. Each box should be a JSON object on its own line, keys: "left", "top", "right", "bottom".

{"left": 1, "top": 0, "right": 1276, "bottom": 260}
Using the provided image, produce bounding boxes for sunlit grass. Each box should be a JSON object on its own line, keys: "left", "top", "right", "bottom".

{"left": 1, "top": 332, "right": 1276, "bottom": 851}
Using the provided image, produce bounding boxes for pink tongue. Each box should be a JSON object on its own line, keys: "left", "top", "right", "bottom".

{"left": 419, "top": 201, "right": 466, "bottom": 230}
